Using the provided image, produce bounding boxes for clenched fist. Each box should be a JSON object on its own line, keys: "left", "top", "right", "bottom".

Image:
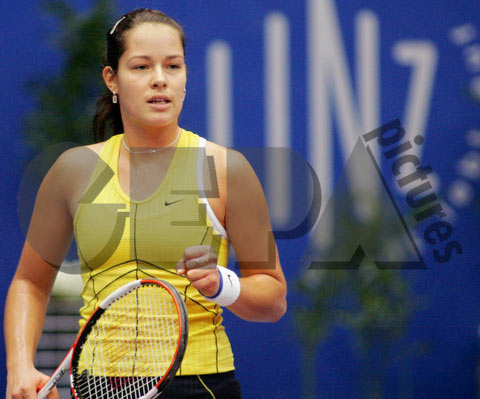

{"left": 175, "top": 245, "right": 220, "bottom": 297}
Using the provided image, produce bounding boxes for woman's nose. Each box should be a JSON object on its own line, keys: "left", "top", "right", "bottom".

{"left": 151, "top": 66, "right": 167, "bottom": 88}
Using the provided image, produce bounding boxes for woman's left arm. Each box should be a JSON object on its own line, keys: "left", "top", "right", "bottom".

{"left": 221, "top": 149, "right": 287, "bottom": 322}
{"left": 177, "top": 147, "right": 287, "bottom": 322}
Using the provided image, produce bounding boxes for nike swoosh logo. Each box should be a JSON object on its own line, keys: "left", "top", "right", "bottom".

{"left": 165, "top": 199, "right": 184, "bottom": 206}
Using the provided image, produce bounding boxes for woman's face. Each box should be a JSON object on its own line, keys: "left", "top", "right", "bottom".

{"left": 109, "top": 23, "right": 186, "bottom": 132}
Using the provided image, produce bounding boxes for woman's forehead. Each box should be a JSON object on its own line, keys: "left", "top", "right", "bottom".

{"left": 123, "top": 23, "right": 183, "bottom": 55}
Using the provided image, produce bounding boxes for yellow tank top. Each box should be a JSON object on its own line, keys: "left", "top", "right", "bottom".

{"left": 73, "top": 129, "right": 234, "bottom": 375}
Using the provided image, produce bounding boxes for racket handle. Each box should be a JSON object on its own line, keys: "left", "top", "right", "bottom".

{"left": 37, "top": 347, "right": 73, "bottom": 399}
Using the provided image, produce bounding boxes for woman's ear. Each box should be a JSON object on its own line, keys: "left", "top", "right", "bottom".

{"left": 102, "top": 66, "right": 118, "bottom": 94}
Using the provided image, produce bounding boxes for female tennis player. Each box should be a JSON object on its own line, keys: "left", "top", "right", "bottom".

{"left": 5, "top": 8, "right": 287, "bottom": 399}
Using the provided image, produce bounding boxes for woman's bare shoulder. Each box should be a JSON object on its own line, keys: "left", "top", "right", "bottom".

{"left": 48, "top": 142, "right": 106, "bottom": 195}
{"left": 59, "top": 141, "right": 104, "bottom": 159}
{"left": 204, "top": 140, "right": 249, "bottom": 173}
{"left": 204, "top": 139, "right": 225, "bottom": 158}
{"left": 54, "top": 142, "right": 106, "bottom": 171}
{"left": 204, "top": 139, "right": 256, "bottom": 183}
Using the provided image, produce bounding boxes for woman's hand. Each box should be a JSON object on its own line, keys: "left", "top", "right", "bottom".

{"left": 176, "top": 245, "right": 220, "bottom": 297}
{"left": 7, "top": 365, "right": 59, "bottom": 399}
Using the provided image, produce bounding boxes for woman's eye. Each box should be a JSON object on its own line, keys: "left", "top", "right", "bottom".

{"left": 134, "top": 65, "right": 147, "bottom": 70}
{"left": 168, "top": 64, "right": 181, "bottom": 69}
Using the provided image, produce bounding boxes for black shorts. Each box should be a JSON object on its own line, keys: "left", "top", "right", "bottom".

{"left": 70, "top": 371, "right": 241, "bottom": 399}
{"left": 161, "top": 371, "right": 242, "bottom": 399}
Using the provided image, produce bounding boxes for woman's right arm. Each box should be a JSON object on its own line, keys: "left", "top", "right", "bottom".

{"left": 5, "top": 243, "right": 61, "bottom": 399}
{"left": 5, "top": 150, "right": 75, "bottom": 399}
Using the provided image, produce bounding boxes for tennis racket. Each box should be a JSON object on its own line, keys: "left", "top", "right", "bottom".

{"left": 37, "top": 278, "right": 188, "bottom": 399}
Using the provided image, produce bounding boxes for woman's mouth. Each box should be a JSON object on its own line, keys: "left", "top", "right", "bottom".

{"left": 148, "top": 99, "right": 170, "bottom": 104}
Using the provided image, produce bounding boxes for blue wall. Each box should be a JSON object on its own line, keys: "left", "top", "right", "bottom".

{"left": 1, "top": 1, "right": 480, "bottom": 398}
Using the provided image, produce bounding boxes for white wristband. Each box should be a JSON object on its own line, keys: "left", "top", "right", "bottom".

{"left": 203, "top": 265, "right": 241, "bottom": 307}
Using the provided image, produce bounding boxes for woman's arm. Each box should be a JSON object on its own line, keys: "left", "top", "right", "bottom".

{"left": 5, "top": 243, "right": 60, "bottom": 399}
{"left": 178, "top": 146, "right": 287, "bottom": 322}
{"left": 222, "top": 149, "right": 287, "bottom": 322}
{"left": 5, "top": 151, "right": 75, "bottom": 399}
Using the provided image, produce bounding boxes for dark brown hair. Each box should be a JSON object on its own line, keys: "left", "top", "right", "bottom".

{"left": 93, "top": 9, "right": 186, "bottom": 142}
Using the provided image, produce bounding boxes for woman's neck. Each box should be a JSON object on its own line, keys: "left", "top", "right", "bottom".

{"left": 122, "top": 123, "right": 180, "bottom": 149}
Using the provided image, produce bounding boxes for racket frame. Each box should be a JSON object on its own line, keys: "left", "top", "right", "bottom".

{"left": 38, "top": 279, "right": 188, "bottom": 399}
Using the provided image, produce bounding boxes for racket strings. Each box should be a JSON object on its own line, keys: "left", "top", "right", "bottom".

{"left": 76, "top": 375, "right": 157, "bottom": 399}
{"left": 73, "top": 283, "right": 181, "bottom": 399}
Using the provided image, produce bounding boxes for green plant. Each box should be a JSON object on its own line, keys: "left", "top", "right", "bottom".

{"left": 293, "top": 193, "right": 425, "bottom": 399}
{"left": 23, "top": 0, "right": 114, "bottom": 150}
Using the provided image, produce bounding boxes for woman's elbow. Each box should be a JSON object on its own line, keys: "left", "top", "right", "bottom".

{"left": 268, "top": 295, "right": 287, "bottom": 322}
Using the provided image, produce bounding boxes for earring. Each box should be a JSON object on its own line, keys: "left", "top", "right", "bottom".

{"left": 112, "top": 93, "right": 118, "bottom": 104}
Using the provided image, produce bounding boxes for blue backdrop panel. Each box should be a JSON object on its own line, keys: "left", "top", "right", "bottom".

{"left": 1, "top": 1, "right": 479, "bottom": 398}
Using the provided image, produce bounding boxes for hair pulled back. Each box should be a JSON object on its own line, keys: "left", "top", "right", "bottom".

{"left": 93, "top": 9, "right": 186, "bottom": 142}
